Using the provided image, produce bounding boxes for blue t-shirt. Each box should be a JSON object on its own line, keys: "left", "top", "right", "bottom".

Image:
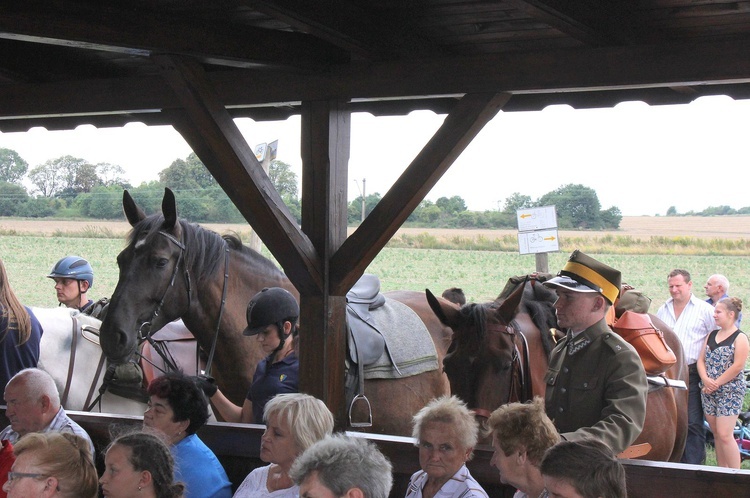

{"left": 172, "top": 433, "right": 232, "bottom": 498}
{"left": 247, "top": 353, "right": 299, "bottom": 422}
{"left": 0, "top": 306, "right": 42, "bottom": 404}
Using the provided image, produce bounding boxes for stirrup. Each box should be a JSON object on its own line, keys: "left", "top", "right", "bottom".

{"left": 348, "top": 394, "right": 373, "bottom": 428}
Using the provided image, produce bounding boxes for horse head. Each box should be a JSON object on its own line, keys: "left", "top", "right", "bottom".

{"left": 100, "top": 188, "right": 193, "bottom": 363}
{"left": 426, "top": 282, "right": 526, "bottom": 425}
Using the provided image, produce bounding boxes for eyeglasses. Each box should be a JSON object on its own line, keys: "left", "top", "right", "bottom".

{"left": 6, "top": 472, "right": 48, "bottom": 483}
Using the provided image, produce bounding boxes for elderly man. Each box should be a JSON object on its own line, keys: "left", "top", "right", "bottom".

{"left": 0, "top": 368, "right": 94, "bottom": 457}
{"left": 657, "top": 269, "right": 716, "bottom": 464}
{"left": 542, "top": 250, "right": 648, "bottom": 455}
{"left": 290, "top": 434, "right": 393, "bottom": 498}
{"left": 705, "top": 273, "right": 742, "bottom": 327}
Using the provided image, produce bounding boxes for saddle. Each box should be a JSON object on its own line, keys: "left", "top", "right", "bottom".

{"left": 345, "top": 273, "right": 388, "bottom": 428}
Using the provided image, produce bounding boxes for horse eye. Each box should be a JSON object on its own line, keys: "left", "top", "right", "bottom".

{"left": 156, "top": 258, "right": 169, "bottom": 268}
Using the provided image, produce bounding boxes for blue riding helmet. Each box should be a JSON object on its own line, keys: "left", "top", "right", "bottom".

{"left": 47, "top": 255, "right": 94, "bottom": 288}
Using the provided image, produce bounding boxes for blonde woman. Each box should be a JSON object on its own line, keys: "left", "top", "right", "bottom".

{"left": 233, "top": 393, "right": 334, "bottom": 498}
{"left": 2, "top": 432, "right": 97, "bottom": 498}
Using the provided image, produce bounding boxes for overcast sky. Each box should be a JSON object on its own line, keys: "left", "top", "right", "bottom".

{"left": 1, "top": 95, "right": 748, "bottom": 216}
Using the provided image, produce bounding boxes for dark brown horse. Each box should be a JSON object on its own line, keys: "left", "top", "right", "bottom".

{"left": 99, "top": 188, "right": 451, "bottom": 435}
{"left": 426, "top": 277, "right": 689, "bottom": 462}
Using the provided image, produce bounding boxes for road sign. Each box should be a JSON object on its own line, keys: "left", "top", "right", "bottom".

{"left": 517, "top": 229, "right": 559, "bottom": 255}
{"left": 517, "top": 205, "right": 557, "bottom": 231}
{"left": 516, "top": 205, "right": 559, "bottom": 257}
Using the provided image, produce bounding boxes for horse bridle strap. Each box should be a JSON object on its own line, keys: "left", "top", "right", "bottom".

{"left": 203, "top": 245, "right": 230, "bottom": 377}
{"left": 61, "top": 316, "right": 78, "bottom": 407}
{"left": 138, "top": 231, "right": 192, "bottom": 351}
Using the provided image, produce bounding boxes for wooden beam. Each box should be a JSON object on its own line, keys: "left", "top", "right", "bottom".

{"left": 298, "top": 99, "right": 350, "bottom": 427}
{"left": 0, "top": 3, "right": 346, "bottom": 69}
{"left": 154, "top": 54, "right": 323, "bottom": 295}
{"left": 3, "top": 38, "right": 750, "bottom": 124}
{"left": 329, "top": 93, "right": 511, "bottom": 295}
{"left": 252, "top": 0, "right": 438, "bottom": 59}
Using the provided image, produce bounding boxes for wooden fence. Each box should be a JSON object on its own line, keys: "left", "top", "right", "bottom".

{"left": 37, "top": 411, "right": 750, "bottom": 497}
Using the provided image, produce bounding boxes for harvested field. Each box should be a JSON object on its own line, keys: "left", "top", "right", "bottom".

{"left": 1, "top": 216, "right": 748, "bottom": 240}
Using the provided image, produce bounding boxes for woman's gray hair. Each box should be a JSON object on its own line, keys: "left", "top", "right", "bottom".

{"left": 289, "top": 434, "right": 393, "bottom": 498}
{"left": 263, "top": 393, "right": 334, "bottom": 452}
{"left": 411, "top": 395, "right": 478, "bottom": 451}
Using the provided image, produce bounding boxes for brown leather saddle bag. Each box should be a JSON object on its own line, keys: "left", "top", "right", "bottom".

{"left": 613, "top": 311, "right": 676, "bottom": 375}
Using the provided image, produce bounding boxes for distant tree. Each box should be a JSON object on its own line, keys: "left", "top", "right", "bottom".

{"left": 16, "top": 197, "right": 56, "bottom": 217}
{"left": 96, "top": 162, "right": 131, "bottom": 188}
{"left": 537, "top": 184, "right": 602, "bottom": 229}
{"left": 0, "top": 181, "right": 29, "bottom": 215}
{"left": 28, "top": 160, "right": 66, "bottom": 197}
{"left": 269, "top": 160, "right": 298, "bottom": 198}
{"left": 77, "top": 185, "right": 125, "bottom": 219}
{"left": 159, "top": 152, "right": 216, "bottom": 190}
{"left": 347, "top": 193, "right": 381, "bottom": 224}
{"left": 418, "top": 204, "right": 442, "bottom": 223}
{"left": 600, "top": 206, "right": 622, "bottom": 229}
{"left": 666, "top": 206, "right": 677, "bottom": 216}
{"left": 502, "top": 192, "right": 533, "bottom": 214}
{"left": 700, "top": 205, "right": 735, "bottom": 216}
{"left": 0, "top": 148, "right": 29, "bottom": 185}
{"left": 436, "top": 195, "right": 467, "bottom": 215}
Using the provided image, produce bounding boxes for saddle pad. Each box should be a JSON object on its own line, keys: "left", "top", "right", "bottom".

{"left": 362, "top": 298, "right": 439, "bottom": 380}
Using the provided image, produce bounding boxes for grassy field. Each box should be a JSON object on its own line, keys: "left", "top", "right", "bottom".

{"left": 2, "top": 217, "right": 750, "bottom": 468}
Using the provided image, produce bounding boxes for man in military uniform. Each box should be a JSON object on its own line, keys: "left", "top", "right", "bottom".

{"left": 543, "top": 250, "right": 647, "bottom": 455}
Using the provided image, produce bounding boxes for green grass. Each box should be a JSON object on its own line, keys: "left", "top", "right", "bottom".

{"left": 3, "top": 232, "right": 750, "bottom": 469}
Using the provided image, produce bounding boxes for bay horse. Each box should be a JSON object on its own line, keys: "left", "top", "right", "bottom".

{"left": 99, "top": 188, "right": 452, "bottom": 435}
{"left": 426, "top": 277, "right": 689, "bottom": 462}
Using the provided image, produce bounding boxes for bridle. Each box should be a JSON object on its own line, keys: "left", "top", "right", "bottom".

{"left": 471, "top": 318, "right": 533, "bottom": 420}
{"left": 95, "top": 229, "right": 229, "bottom": 407}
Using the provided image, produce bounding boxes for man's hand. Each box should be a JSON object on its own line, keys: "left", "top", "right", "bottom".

{"left": 195, "top": 375, "right": 218, "bottom": 398}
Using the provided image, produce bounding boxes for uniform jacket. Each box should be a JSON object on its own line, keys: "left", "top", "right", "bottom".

{"left": 544, "top": 317, "right": 648, "bottom": 454}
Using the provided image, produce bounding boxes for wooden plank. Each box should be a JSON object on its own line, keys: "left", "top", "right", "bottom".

{"left": 4, "top": 38, "right": 750, "bottom": 126}
{"left": 298, "top": 99, "right": 350, "bottom": 427}
{"left": 0, "top": 3, "right": 346, "bottom": 69}
{"left": 329, "top": 93, "right": 510, "bottom": 294}
{"left": 154, "top": 54, "right": 323, "bottom": 295}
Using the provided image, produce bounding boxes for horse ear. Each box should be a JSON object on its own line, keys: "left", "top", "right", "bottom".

{"left": 162, "top": 188, "right": 177, "bottom": 230}
{"left": 426, "top": 288, "right": 462, "bottom": 328}
{"left": 122, "top": 190, "right": 146, "bottom": 227}
{"left": 497, "top": 279, "right": 526, "bottom": 323}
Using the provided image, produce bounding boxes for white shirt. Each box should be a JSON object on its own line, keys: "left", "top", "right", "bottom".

{"left": 233, "top": 464, "right": 299, "bottom": 498}
{"left": 657, "top": 293, "right": 715, "bottom": 364}
{"left": 405, "top": 464, "right": 489, "bottom": 498}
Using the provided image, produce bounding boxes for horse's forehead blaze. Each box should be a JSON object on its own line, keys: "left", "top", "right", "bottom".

{"left": 134, "top": 237, "right": 147, "bottom": 249}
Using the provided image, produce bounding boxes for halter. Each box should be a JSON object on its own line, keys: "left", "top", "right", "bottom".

{"left": 472, "top": 319, "right": 533, "bottom": 420}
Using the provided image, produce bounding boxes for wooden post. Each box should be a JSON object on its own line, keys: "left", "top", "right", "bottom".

{"left": 535, "top": 252, "right": 549, "bottom": 273}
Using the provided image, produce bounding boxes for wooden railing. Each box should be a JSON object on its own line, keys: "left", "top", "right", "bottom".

{"left": 7, "top": 411, "right": 750, "bottom": 497}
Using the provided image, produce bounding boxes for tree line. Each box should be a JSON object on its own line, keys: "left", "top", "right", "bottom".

{"left": 2, "top": 147, "right": 746, "bottom": 229}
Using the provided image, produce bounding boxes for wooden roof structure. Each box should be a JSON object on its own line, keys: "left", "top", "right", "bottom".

{"left": 3, "top": 0, "right": 750, "bottom": 427}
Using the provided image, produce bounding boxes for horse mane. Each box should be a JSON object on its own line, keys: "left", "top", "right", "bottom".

{"left": 459, "top": 302, "right": 489, "bottom": 343}
{"left": 520, "top": 282, "right": 558, "bottom": 356}
{"left": 127, "top": 216, "right": 285, "bottom": 286}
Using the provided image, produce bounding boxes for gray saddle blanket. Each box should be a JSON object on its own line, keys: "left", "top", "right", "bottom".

{"left": 356, "top": 297, "right": 439, "bottom": 379}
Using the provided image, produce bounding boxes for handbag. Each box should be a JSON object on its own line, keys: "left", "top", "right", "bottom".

{"left": 613, "top": 310, "right": 676, "bottom": 375}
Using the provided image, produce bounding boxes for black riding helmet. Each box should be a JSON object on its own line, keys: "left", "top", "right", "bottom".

{"left": 243, "top": 288, "right": 299, "bottom": 353}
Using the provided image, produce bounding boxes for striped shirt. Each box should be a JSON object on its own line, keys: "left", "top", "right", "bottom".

{"left": 406, "top": 464, "right": 489, "bottom": 498}
{"left": 657, "top": 294, "right": 716, "bottom": 364}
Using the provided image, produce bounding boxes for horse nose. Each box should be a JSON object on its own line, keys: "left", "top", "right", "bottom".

{"left": 100, "top": 327, "right": 135, "bottom": 362}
